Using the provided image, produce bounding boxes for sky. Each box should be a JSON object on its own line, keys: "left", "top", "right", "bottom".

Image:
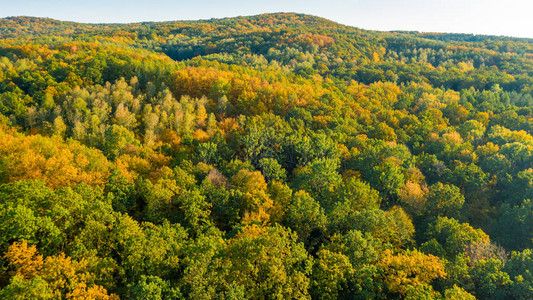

{"left": 1, "top": 0, "right": 533, "bottom": 38}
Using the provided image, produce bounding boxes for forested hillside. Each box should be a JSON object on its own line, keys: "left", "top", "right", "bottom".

{"left": 1, "top": 13, "right": 533, "bottom": 299}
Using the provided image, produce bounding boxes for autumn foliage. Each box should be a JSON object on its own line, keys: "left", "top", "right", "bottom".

{"left": 0, "top": 12, "right": 532, "bottom": 299}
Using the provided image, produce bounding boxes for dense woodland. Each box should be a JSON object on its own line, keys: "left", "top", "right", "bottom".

{"left": 0, "top": 13, "right": 533, "bottom": 299}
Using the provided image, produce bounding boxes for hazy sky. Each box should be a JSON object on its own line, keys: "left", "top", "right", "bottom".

{"left": 1, "top": 0, "right": 533, "bottom": 38}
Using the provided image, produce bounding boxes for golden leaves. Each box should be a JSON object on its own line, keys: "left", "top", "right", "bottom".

{"left": 4, "top": 241, "right": 43, "bottom": 279}
{"left": 378, "top": 249, "right": 446, "bottom": 296}
{"left": 0, "top": 126, "right": 109, "bottom": 188}
{"left": 4, "top": 241, "right": 118, "bottom": 299}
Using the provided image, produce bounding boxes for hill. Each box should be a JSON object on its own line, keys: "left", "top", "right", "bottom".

{"left": 0, "top": 13, "right": 532, "bottom": 299}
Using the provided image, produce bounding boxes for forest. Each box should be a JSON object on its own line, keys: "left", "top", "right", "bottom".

{"left": 0, "top": 12, "right": 533, "bottom": 299}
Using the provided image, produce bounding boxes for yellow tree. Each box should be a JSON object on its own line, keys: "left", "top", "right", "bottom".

{"left": 3, "top": 241, "right": 118, "bottom": 300}
{"left": 4, "top": 241, "right": 43, "bottom": 279}
{"left": 378, "top": 249, "right": 446, "bottom": 296}
{"left": 231, "top": 169, "right": 273, "bottom": 224}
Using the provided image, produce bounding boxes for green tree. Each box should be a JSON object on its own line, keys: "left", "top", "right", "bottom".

{"left": 104, "top": 124, "right": 139, "bottom": 159}
{"left": 283, "top": 190, "right": 327, "bottom": 244}
{"left": 293, "top": 157, "right": 341, "bottom": 202}
{"left": 425, "top": 182, "right": 465, "bottom": 220}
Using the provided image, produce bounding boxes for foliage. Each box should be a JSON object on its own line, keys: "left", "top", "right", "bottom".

{"left": 1, "top": 12, "right": 533, "bottom": 298}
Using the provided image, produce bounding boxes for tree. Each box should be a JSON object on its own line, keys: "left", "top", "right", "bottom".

{"left": 104, "top": 124, "right": 139, "bottom": 159}
{"left": 377, "top": 249, "right": 446, "bottom": 297}
{"left": 425, "top": 182, "right": 465, "bottom": 220}
{"left": 505, "top": 249, "right": 533, "bottom": 299}
{"left": 230, "top": 169, "right": 273, "bottom": 223}
{"left": 310, "top": 250, "right": 354, "bottom": 300}
{"left": 424, "top": 217, "right": 489, "bottom": 259}
{"left": 2, "top": 241, "right": 118, "bottom": 299}
{"left": 283, "top": 190, "right": 327, "bottom": 244}
{"left": 114, "top": 103, "right": 136, "bottom": 129}
{"left": 443, "top": 285, "right": 476, "bottom": 300}
{"left": 4, "top": 241, "right": 43, "bottom": 279}
{"left": 328, "top": 206, "right": 414, "bottom": 249}
{"left": 448, "top": 163, "right": 487, "bottom": 199}
{"left": 267, "top": 180, "right": 292, "bottom": 223}
{"left": 398, "top": 180, "right": 427, "bottom": 216}
{"left": 128, "top": 276, "right": 181, "bottom": 300}
{"left": 181, "top": 225, "right": 312, "bottom": 299}
{"left": 0, "top": 127, "right": 110, "bottom": 188}
{"left": 470, "top": 259, "right": 511, "bottom": 299}
{"left": 459, "top": 120, "right": 485, "bottom": 144}
{"left": 498, "top": 200, "right": 533, "bottom": 250}
{"left": 197, "top": 142, "right": 219, "bottom": 165}
{"left": 257, "top": 158, "right": 286, "bottom": 182}
{"left": 241, "top": 113, "right": 290, "bottom": 166}
{"left": 373, "top": 160, "right": 406, "bottom": 200}
{"left": 332, "top": 177, "right": 381, "bottom": 212}
{"left": 196, "top": 104, "right": 207, "bottom": 128}
{"left": 319, "top": 230, "right": 384, "bottom": 298}
{"left": 52, "top": 116, "right": 67, "bottom": 137}
{"left": 0, "top": 275, "right": 55, "bottom": 300}
{"left": 224, "top": 225, "right": 312, "bottom": 298}
{"left": 293, "top": 157, "right": 341, "bottom": 203}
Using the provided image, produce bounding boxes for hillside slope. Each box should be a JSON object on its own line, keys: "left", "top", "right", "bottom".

{"left": 0, "top": 13, "right": 532, "bottom": 299}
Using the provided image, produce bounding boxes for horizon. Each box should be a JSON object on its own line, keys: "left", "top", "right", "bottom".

{"left": 1, "top": 0, "right": 532, "bottom": 39}
{"left": 2, "top": 12, "right": 533, "bottom": 41}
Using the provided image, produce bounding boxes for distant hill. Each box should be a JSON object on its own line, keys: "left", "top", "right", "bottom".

{"left": 2, "top": 13, "right": 532, "bottom": 90}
